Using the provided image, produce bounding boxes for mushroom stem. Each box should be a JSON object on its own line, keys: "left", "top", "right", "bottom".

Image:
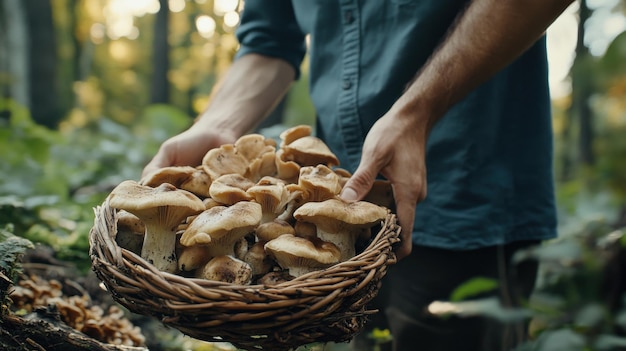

{"left": 316, "top": 228, "right": 356, "bottom": 262}
{"left": 141, "top": 223, "right": 178, "bottom": 273}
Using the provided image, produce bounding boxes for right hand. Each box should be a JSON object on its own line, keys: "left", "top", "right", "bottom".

{"left": 142, "top": 124, "right": 238, "bottom": 178}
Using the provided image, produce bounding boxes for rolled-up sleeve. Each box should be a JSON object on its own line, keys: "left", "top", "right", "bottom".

{"left": 235, "top": 0, "right": 307, "bottom": 79}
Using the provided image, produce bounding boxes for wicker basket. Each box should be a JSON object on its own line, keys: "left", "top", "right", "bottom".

{"left": 89, "top": 197, "right": 401, "bottom": 351}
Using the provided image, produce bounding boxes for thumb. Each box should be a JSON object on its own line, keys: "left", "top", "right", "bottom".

{"left": 340, "top": 163, "right": 377, "bottom": 202}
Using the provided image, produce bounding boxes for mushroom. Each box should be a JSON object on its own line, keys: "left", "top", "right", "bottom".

{"left": 281, "top": 136, "right": 340, "bottom": 168}
{"left": 294, "top": 221, "right": 317, "bottom": 240}
{"left": 108, "top": 180, "right": 205, "bottom": 273}
{"left": 195, "top": 255, "right": 253, "bottom": 285}
{"left": 179, "top": 201, "right": 262, "bottom": 260}
{"left": 178, "top": 244, "right": 211, "bottom": 272}
{"left": 298, "top": 165, "right": 342, "bottom": 202}
{"left": 279, "top": 124, "right": 313, "bottom": 147}
{"left": 209, "top": 174, "right": 255, "bottom": 205}
{"left": 274, "top": 149, "right": 300, "bottom": 183}
{"left": 114, "top": 210, "right": 145, "bottom": 255}
{"left": 234, "top": 133, "right": 276, "bottom": 161}
{"left": 243, "top": 242, "right": 275, "bottom": 277}
{"left": 201, "top": 144, "right": 248, "bottom": 181}
{"left": 275, "top": 183, "right": 308, "bottom": 222}
{"left": 235, "top": 134, "right": 278, "bottom": 181}
{"left": 257, "top": 270, "right": 293, "bottom": 285}
{"left": 293, "top": 198, "right": 389, "bottom": 261}
{"left": 245, "top": 149, "right": 278, "bottom": 182}
{"left": 247, "top": 176, "right": 289, "bottom": 223}
{"left": 140, "top": 166, "right": 212, "bottom": 198}
{"left": 255, "top": 219, "right": 296, "bottom": 243}
{"left": 264, "top": 234, "right": 341, "bottom": 277}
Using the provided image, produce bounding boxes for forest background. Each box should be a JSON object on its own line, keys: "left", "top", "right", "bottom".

{"left": 1, "top": 0, "right": 626, "bottom": 350}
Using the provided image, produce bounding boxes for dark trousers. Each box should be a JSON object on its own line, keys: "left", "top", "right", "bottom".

{"left": 352, "top": 241, "right": 539, "bottom": 351}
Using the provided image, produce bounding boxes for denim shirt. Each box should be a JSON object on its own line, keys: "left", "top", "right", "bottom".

{"left": 235, "top": 0, "right": 557, "bottom": 249}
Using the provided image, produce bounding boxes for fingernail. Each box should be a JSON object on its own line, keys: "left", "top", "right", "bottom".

{"left": 341, "top": 187, "right": 358, "bottom": 202}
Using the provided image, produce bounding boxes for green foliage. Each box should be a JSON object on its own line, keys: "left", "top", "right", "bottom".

{"left": 0, "top": 224, "right": 34, "bottom": 313}
{"left": 450, "top": 277, "right": 499, "bottom": 302}
{"left": 0, "top": 224, "right": 34, "bottom": 280}
{"left": 0, "top": 99, "right": 188, "bottom": 272}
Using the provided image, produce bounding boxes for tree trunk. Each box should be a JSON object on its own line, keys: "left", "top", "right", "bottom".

{"left": 561, "top": 0, "right": 594, "bottom": 180}
{"left": 1, "top": 0, "right": 30, "bottom": 108}
{"left": 150, "top": 0, "right": 170, "bottom": 104}
{"left": 575, "top": 0, "right": 594, "bottom": 166}
{"left": 24, "top": 0, "right": 60, "bottom": 129}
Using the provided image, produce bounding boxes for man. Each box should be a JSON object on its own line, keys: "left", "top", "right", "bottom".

{"left": 143, "top": 1, "right": 574, "bottom": 350}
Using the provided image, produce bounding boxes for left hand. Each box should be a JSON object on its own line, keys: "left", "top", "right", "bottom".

{"left": 340, "top": 111, "right": 428, "bottom": 260}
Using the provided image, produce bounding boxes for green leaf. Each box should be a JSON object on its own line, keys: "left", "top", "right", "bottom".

{"left": 450, "top": 277, "right": 499, "bottom": 302}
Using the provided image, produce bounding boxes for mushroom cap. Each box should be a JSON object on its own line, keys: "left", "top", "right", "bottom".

{"left": 264, "top": 234, "right": 341, "bottom": 276}
{"left": 179, "top": 167, "right": 212, "bottom": 198}
{"left": 247, "top": 177, "right": 289, "bottom": 217}
{"left": 140, "top": 166, "right": 197, "bottom": 188}
{"left": 281, "top": 136, "right": 340, "bottom": 168}
{"left": 293, "top": 198, "right": 388, "bottom": 229}
{"left": 196, "top": 255, "right": 252, "bottom": 284}
{"left": 202, "top": 144, "right": 248, "bottom": 181}
{"left": 255, "top": 219, "right": 295, "bottom": 242}
{"left": 116, "top": 210, "right": 145, "bottom": 234}
{"left": 298, "top": 165, "right": 342, "bottom": 202}
{"left": 108, "top": 181, "right": 205, "bottom": 227}
{"left": 279, "top": 124, "right": 312, "bottom": 147}
{"left": 234, "top": 133, "right": 276, "bottom": 162}
{"left": 245, "top": 149, "right": 278, "bottom": 182}
{"left": 209, "top": 174, "right": 255, "bottom": 205}
{"left": 243, "top": 242, "right": 275, "bottom": 276}
{"left": 179, "top": 201, "right": 262, "bottom": 247}
{"left": 275, "top": 149, "right": 300, "bottom": 182}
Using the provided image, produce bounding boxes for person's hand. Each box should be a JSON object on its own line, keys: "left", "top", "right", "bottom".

{"left": 142, "top": 124, "right": 238, "bottom": 178}
{"left": 340, "top": 112, "right": 428, "bottom": 260}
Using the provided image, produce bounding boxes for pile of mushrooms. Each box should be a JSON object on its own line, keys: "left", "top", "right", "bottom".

{"left": 107, "top": 125, "right": 393, "bottom": 285}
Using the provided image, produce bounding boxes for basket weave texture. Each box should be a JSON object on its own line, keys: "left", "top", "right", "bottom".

{"left": 89, "top": 198, "right": 400, "bottom": 351}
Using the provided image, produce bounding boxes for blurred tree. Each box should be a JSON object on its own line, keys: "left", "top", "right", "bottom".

{"left": 1, "top": 0, "right": 29, "bottom": 109}
{"left": 150, "top": 0, "right": 170, "bottom": 104}
{"left": 560, "top": 0, "right": 593, "bottom": 181}
{"left": 24, "top": 0, "right": 61, "bottom": 129}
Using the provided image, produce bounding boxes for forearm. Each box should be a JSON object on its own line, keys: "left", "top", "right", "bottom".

{"left": 395, "top": 0, "right": 574, "bottom": 130}
{"left": 194, "top": 53, "right": 296, "bottom": 138}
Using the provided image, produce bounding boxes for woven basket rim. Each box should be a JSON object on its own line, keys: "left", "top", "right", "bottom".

{"left": 89, "top": 197, "right": 401, "bottom": 351}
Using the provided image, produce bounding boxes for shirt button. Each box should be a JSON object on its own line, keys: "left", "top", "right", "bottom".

{"left": 344, "top": 10, "right": 354, "bottom": 24}
{"left": 342, "top": 79, "right": 352, "bottom": 90}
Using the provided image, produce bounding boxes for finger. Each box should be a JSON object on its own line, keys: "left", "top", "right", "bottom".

{"left": 340, "top": 159, "right": 379, "bottom": 202}
{"left": 390, "top": 179, "right": 426, "bottom": 260}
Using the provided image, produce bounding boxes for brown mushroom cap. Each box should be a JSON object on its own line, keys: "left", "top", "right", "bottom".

{"left": 293, "top": 198, "right": 388, "bottom": 261}
{"left": 179, "top": 201, "right": 262, "bottom": 259}
{"left": 279, "top": 124, "right": 312, "bottom": 147}
{"left": 141, "top": 166, "right": 212, "bottom": 198}
{"left": 298, "top": 165, "right": 342, "bottom": 202}
{"left": 275, "top": 149, "right": 300, "bottom": 183}
{"left": 264, "top": 234, "right": 341, "bottom": 277}
{"left": 247, "top": 177, "right": 289, "bottom": 222}
{"left": 281, "top": 136, "right": 340, "bottom": 168}
{"left": 195, "top": 255, "right": 252, "bottom": 285}
{"left": 202, "top": 144, "right": 248, "bottom": 181}
{"left": 140, "top": 166, "right": 197, "bottom": 188}
{"left": 255, "top": 219, "right": 296, "bottom": 242}
{"left": 243, "top": 242, "right": 275, "bottom": 277}
{"left": 234, "top": 134, "right": 276, "bottom": 161}
{"left": 209, "top": 174, "right": 255, "bottom": 205}
{"left": 108, "top": 180, "right": 205, "bottom": 273}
